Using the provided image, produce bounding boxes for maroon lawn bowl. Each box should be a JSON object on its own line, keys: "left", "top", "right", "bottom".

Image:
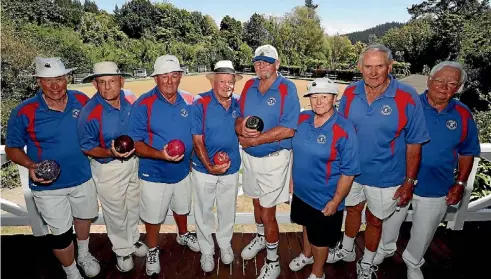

{"left": 114, "top": 135, "right": 134, "bottom": 153}
{"left": 166, "top": 139, "right": 185, "bottom": 157}
{"left": 213, "top": 151, "right": 230, "bottom": 165}
{"left": 35, "top": 160, "right": 61, "bottom": 182}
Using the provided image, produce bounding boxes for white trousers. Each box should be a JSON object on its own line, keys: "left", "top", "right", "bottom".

{"left": 192, "top": 169, "right": 239, "bottom": 255}
{"left": 91, "top": 157, "right": 141, "bottom": 257}
{"left": 377, "top": 194, "right": 448, "bottom": 268}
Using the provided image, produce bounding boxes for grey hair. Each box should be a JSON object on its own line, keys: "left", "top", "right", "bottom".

{"left": 429, "top": 61, "right": 467, "bottom": 92}
{"left": 358, "top": 44, "right": 393, "bottom": 65}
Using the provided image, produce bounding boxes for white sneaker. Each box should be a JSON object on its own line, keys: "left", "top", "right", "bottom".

{"left": 66, "top": 270, "right": 84, "bottom": 279}
{"left": 372, "top": 250, "right": 394, "bottom": 265}
{"left": 200, "top": 253, "right": 215, "bottom": 272}
{"left": 356, "top": 259, "right": 378, "bottom": 279}
{"left": 220, "top": 247, "right": 234, "bottom": 265}
{"left": 307, "top": 273, "right": 325, "bottom": 279}
{"left": 77, "top": 253, "right": 100, "bottom": 278}
{"left": 133, "top": 241, "right": 148, "bottom": 257}
{"left": 407, "top": 267, "right": 424, "bottom": 279}
{"left": 289, "top": 253, "right": 314, "bottom": 271}
{"left": 116, "top": 255, "right": 134, "bottom": 272}
{"left": 146, "top": 248, "right": 161, "bottom": 276}
{"left": 176, "top": 232, "right": 200, "bottom": 252}
{"left": 326, "top": 246, "right": 356, "bottom": 263}
{"left": 241, "top": 234, "right": 266, "bottom": 260}
{"left": 258, "top": 260, "right": 281, "bottom": 279}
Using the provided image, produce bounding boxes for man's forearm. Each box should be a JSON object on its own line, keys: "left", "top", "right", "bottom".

{"left": 134, "top": 141, "right": 163, "bottom": 160}
{"left": 193, "top": 135, "right": 212, "bottom": 170}
{"left": 5, "top": 147, "right": 35, "bottom": 168}
{"left": 235, "top": 117, "right": 245, "bottom": 136}
{"left": 331, "top": 175, "right": 355, "bottom": 205}
{"left": 456, "top": 155, "right": 474, "bottom": 182}
{"left": 406, "top": 143, "right": 422, "bottom": 182}
{"left": 254, "top": 126, "right": 295, "bottom": 145}
{"left": 83, "top": 147, "right": 112, "bottom": 159}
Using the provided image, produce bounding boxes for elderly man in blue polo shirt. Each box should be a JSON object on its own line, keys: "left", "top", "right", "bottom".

{"left": 326, "top": 44, "right": 430, "bottom": 279}
{"left": 77, "top": 61, "right": 148, "bottom": 273}
{"left": 191, "top": 60, "right": 243, "bottom": 272}
{"left": 127, "top": 54, "right": 199, "bottom": 276}
{"left": 371, "top": 61, "right": 481, "bottom": 279}
{"left": 236, "top": 45, "right": 300, "bottom": 279}
{"left": 5, "top": 57, "right": 100, "bottom": 279}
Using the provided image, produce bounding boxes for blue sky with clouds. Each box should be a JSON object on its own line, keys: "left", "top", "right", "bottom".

{"left": 94, "top": 0, "right": 422, "bottom": 35}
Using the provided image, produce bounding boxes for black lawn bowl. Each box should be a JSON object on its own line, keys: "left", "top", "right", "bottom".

{"left": 245, "top": 116, "right": 264, "bottom": 132}
{"left": 35, "top": 160, "right": 61, "bottom": 182}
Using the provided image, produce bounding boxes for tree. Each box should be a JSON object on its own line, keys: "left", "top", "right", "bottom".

{"left": 328, "top": 35, "right": 355, "bottom": 69}
{"left": 305, "top": 0, "right": 319, "bottom": 9}
{"left": 83, "top": 0, "right": 99, "bottom": 14}
{"left": 243, "top": 13, "right": 269, "bottom": 50}
{"left": 115, "top": 0, "right": 158, "bottom": 39}
{"left": 408, "top": 0, "right": 489, "bottom": 20}
{"left": 220, "top": 15, "right": 243, "bottom": 51}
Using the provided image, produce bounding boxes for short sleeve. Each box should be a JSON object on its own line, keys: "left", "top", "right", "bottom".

{"left": 458, "top": 115, "right": 481, "bottom": 156}
{"left": 405, "top": 93, "right": 430, "bottom": 144}
{"left": 127, "top": 103, "right": 148, "bottom": 142}
{"left": 339, "top": 124, "right": 361, "bottom": 176}
{"left": 191, "top": 98, "right": 204, "bottom": 136}
{"left": 6, "top": 107, "right": 27, "bottom": 148}
{"left": 279, "top": 83, "right": 300, "bottom": 130}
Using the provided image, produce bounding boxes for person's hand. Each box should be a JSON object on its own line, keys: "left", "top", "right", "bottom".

{"left": 446, "top": 183, "right": 465, "bottom": 205}
{"left": 242, "top": 116, "right": 261, "bottom": 138}
{"left": 207, "top": 162, "right": 231, "bottom": 175}
{"left": 322, "top": 200, "right": 339, "bottom": 216}
{"left": 393, "top": 182, "right": 414, "bottom": 207}
{"left": 238, "top": 136, "right": 258, "bottom": 148}
{"left": 28, "top": 163, "right": 53, "bottom": 184}
{"left": 161, "top": 145, "right": 184, "bottom": 162}
{"left": 110, "top": 141, "right": 135, "bottom": 159}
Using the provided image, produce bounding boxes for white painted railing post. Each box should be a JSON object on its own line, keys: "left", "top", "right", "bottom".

{"left": 446, "top": 157, "right": 481, "bottom": 230}
{"left": 17, "top": 165, "right": 49, "bottom": 236}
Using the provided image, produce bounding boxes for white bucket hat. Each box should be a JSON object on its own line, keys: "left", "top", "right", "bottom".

{"left": 31, "top": 57, "right": 76, "bottom": 78}
{"left": 82, "top": 61, "right": 132, "bottom": 83}
{"left": 205, "top": 60, "right": 243, "bottom": 81}
{"left": 150, "top": 55, "right": 183, "bottom": 77}
{"left": 304, "top": 78, "right": 339, "bottom": 97}
{"left": 252, "top": 45, "right": 279, "bottom": 64}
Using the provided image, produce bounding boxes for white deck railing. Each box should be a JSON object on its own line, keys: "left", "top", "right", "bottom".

{"left": 1, "top": 144, "right": 491, "bottom": 236}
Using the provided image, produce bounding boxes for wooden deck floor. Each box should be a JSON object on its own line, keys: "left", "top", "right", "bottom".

{"left": 1, "top": 221, "right": 490, "bottom": 279}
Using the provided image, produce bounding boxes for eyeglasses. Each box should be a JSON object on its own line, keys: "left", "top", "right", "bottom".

{"left": 253, "top": 61, "right": 272, "bottom": 68}
{"left": 430, "top": 77, "right": 460, "bottom": 89}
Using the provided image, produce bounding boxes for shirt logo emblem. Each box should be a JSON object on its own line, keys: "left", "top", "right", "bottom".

{"left": 72, "top": 109, "right": 80, "bottom": 118}
{"left": 380, "top": 105, "right": 392, "bottom": 116}
{"left": 181, "top": 108, "right": 188, "bottom": 117}
{"left": 232, "top": 110, "right": 238, "bottom": 119}
{"left": 446, "top": 120, "right": 457, "bottom": 130}
{"left": 317, "top": 134, "right": 327, "bottom": 144}
{"left": 267, "top": 97, "right": 276, "bottom": 106}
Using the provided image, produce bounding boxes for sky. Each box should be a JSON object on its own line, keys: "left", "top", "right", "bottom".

{"left": 94, "top": 0, "right": 422, "bottom": 35}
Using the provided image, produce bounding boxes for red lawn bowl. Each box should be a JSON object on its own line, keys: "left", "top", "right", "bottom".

{"left": 114, "top": 135, "right": 134, "bottom": 153}
{"left": 166, "top": 139, "right": 185, "bottom": 157}
{"left": 213, "top": 151, "right": 230, "bottom": 165}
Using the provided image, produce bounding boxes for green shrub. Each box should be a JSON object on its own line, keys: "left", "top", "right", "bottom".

{"left": 0, "top": 162, "right": 21, "bottom": 189}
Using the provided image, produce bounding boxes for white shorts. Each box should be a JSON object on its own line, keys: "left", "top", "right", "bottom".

{"left": 32, "top": 179, "right": 98, "bottom": 235}
{"left": 242, "top": 149, "right": 292, "bottom": 208}
{"left": 140, "top": 174, "right": 192, "bottom": 224}
{"left": 345, "top": 181, "right": 400, "bottom": 220}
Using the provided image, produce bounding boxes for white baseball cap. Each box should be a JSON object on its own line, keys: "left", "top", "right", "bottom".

{"left": 252, "top": 44, "right": 279, "bottom": 64}
{"left": 205, "top": 60, "right": 243, "bottom": 81}
{"left": 31, "top": 57, "right": 77, "bottom": 78}
{"left": 82, "top": 61, "right": 132, "bottom": 83}
{"left": 150, "top": 55, "right": 183, "bottom": 77}
{"left": 304, "top": 78, "right": 339, "bottom": 97}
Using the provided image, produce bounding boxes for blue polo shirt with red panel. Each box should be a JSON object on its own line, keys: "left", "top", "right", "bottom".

{"left": 77, "top": 90, "right": 134, "bottom": 164}
{"left": 415, "top": 92, "right": 480, "bottom": 197}
{"left": 292, "top": 110, "right": 360, "bottom": 211}
{"left": 191, "top": 90, "right": 241, "bottom": 175}
{"left": 6, "top": 90, "right": 91, "bottom": 190}
{"left": 239, "top": 75, "right": 300, "bottom": 157}
{"left": 338, "top": 75, "right": 430, "bottom": 187}
{"left": 128, "top": 86, "right": 194, "bottom": 183}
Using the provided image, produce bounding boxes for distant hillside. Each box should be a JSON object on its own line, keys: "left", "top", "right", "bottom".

{"left": 345, "top": 22, "right": 404, "bottom": 43}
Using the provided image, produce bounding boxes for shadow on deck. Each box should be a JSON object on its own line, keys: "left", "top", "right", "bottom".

{"left": 1, "top": 221, "right": 490, "bottom": 279}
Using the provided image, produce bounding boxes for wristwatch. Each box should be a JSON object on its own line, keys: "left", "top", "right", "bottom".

{"left": 404, "top": 177, "right": 418, "bottom": 185}
{"left": 455, "top": 180, "right": 467, "bottom": 187}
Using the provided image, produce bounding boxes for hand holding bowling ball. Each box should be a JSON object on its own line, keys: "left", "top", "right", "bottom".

{"left": 33, "top": 160, "right": 61, "bottom": 184}
{"left": 213, "top": 151, "right": 230, "bottom": 165}
{"left": 112, "top": 135, "right": 135, "bottom": 158}
{"left": 245, "top": 116, "right": 264, "bottom": 132}
{"left": 207, "top": 151, "right": 231, "bottom": 175}
{"left": 164, "top": 139, "right": 185, "bottom": 161}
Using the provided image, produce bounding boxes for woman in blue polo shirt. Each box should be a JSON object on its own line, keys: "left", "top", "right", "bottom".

{"left": 289, "top": 78, "right": 361, "bottom": 279}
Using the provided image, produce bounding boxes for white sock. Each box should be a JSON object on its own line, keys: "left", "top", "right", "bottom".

{"left": 341, "top": 235, "right": 355, "bottom": 251}
{"left": 256, "top": 223, "right": 265, "bottom": 236}
{"left": 362, "top": 248, "right": 376, "bottom": 264}
{"left": 62, "top": 260, "right": 80, "bottom": 277}
{"left": 77, "top": 238, "right": 89, "bottom": 257}
{"left": 266, "top": 241, "right": 279, "bottom": 261}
